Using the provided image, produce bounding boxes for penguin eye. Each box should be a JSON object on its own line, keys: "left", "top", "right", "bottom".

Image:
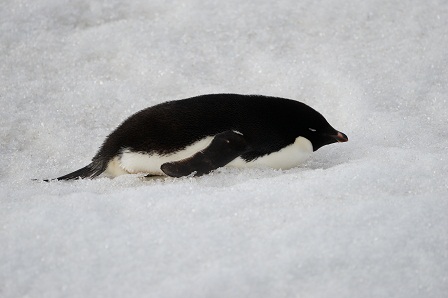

{"left": 308, "top": 128, "right": 317, "bottom": 132}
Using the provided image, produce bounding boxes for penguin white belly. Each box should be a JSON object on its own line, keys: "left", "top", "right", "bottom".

{"left": 104, "top": 136, "right": 214, "bottom": 177}
{"left": 104, "top": 135, "right": 313, "bottom": 177}
{"left": 228, "top": 136, "right": 313, "bottom": 170}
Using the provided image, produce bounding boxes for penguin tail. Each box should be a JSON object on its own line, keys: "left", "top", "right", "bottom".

{"left": 41, "top": 159, "right": 108, "bottom": 182}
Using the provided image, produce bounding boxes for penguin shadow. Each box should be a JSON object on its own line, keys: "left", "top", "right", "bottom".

{"left": 156, "top": 167, "right": 296, "bottom": 188}
{"left": 302, "top": 148, "right": 351, "bottom": 170}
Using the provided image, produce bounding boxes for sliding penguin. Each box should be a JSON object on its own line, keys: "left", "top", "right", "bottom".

{"left": 46, "top": 94, "right": 348, "bottom": 180}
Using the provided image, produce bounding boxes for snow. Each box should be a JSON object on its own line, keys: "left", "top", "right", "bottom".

{"left": 1, "top": 0, "right": 447, "bottom": 297}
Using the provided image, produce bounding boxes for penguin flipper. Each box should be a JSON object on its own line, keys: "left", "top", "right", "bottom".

{"left": 161, "top": 130, "right": 248, "bottom": 178}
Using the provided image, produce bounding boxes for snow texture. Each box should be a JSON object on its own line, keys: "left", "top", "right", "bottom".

{"left": 1, "top": 0, "right": 448, "bottom": 297}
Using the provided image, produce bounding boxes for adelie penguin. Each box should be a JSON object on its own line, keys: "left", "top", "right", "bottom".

{"left": 44, "top": 94, "right": 348, "bottom": 180}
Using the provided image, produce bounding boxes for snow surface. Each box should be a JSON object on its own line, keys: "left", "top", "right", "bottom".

{"left": 1, "top": 0, "right": 448, "bottom": 297}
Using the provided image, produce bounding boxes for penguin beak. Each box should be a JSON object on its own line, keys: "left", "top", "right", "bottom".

{"left": 332, "top": 131, "right": 348, "bottom": 142}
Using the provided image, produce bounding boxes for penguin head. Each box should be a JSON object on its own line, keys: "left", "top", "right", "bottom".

{"left": 297, "top": 105, "right": 348, "bottom": 151}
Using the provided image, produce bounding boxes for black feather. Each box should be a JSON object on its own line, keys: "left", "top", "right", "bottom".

{"left": 42, "top": 160, "right": 107, "bottom": 182}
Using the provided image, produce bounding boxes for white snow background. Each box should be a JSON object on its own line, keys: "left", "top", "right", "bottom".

{"left": 1, "top": 0, "right": 447, "bottom": 297}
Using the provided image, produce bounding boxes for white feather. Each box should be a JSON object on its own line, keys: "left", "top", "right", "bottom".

{"left": 228, "top": 136, "right": 313, "bottom": 170}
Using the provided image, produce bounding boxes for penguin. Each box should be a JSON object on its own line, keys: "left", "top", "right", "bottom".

{"left": 45, "top": 94, "right": 348, "bottom": 180}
